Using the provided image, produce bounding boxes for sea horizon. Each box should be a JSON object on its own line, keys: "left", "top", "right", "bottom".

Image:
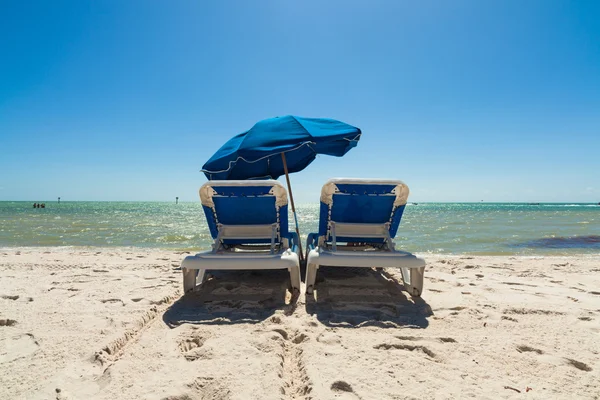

{"left": 3, "top": 200, "right": 600, "bottom": 207}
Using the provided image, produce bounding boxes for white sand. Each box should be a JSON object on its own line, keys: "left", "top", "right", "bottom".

{"left": 1, "top": 248, "right": 599, "bottom": 399}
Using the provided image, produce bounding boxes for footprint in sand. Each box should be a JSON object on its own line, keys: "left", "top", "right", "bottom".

{"left": 502, "top": 282, "right": 538, "bottom": 287}
{"left": 516, "top": 345, "right": 544, "bottom": 354}
{"left": 396, "top": 336, "right": 457, "bottom": 343}
{"left": 395, "top": 335, "right": 424, "bottom": 341}
{"left": 428, "top": 277, "right": 446, "bottom": 283}
{"left": 374, "top": 343, "right": 436, "bottom": 358}
{"left": 150, "top": 296, "right": 172, "bottom": 306}
{"left": 178, "top": 332, "right": 212, "bottom": 361}
{"left": 504, "top": 307, "right": 565, "bottom": 316}
{"left": 272, "top": 328, "right": 289, "bottom": 340}
{"left": 0, "top": 333, "right": 39, "bottom": 362}
{"left": 439, "top": 337, "right": 457, "bottom": 343}
{"left": 162, "top": 376, "right": 230, "bottom": 400}
{"left": 189, "top": 377, "right": 231, "bottom": 398}
{"left": 395, "top": 335, "right": 457, "bottom": 344}
{"left": 0, "top": 318, "right": 18, "bottom": 326}
{"left": 317, "top": 332, "right": 341, "bottom": 345}
{"left": 48, "top": 282, "right": 81, "bottom": 292}
{"left": 101, "top": 298, "right": 125, "bottom": 306}
{"left": 292, "top": 333, "right": 309, "bottom": 344}
{"left": 331, "top": 380, "right": 359, "bottom": 397}
{"left": 565, "top": 358, "right": 592, "bottom": 372}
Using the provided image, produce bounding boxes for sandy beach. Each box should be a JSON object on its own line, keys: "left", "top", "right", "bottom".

{"left": 1, "top": 248, "right": 599, "bottom": 399}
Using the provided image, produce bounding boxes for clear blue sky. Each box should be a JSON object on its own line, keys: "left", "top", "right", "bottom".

{"left": 1, "top": 0, "right": 599, "bottom": 202}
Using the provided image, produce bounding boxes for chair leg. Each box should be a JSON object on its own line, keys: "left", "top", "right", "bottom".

{"left": 196, "top": 269, "right": 206, "bottom": 286}
{"left": 182, "top": 268, "right": 197, "bottom": 293}
{"left": 403, "top": 266, "right": 425, "bottom": 297}
{"left": 305, "top": 263, "right": 318, "bottom": 294}
{"left": 289, "top": 265, "right": 301, "bottom": 292}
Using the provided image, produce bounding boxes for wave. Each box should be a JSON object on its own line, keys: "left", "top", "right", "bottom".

{"left": 510, "top": 235, "right": 600, "bottom": 249}
{"left": 541, "top": 204, "right": 600, "bottom": 207}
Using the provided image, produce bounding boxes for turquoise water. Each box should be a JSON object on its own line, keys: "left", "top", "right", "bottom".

{"left": 0, "top": 202, "right": 598, "bottom": 255}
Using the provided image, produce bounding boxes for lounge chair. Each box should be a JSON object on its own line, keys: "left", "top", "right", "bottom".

{"left": 180, "top": 180, "right": 301, "bottom": 294}
{"left": 305, "top": 178, "right": 426, "bottom": 296}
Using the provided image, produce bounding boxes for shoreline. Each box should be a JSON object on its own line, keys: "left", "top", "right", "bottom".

{"left": 2, "top": 245, "right": 599, "bottom": 258}
{"left": 1, "top": 248, "right": 599, "bottom": 399}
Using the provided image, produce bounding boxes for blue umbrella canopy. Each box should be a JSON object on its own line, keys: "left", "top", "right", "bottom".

{"left": 201, "top": 115, "right": 361, "bottom": 180}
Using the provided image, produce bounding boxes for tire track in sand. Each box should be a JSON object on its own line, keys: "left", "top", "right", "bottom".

{"left": 94, "top": 294, "right": 178, "bottom": 370}
{"left": 273, "top": 328, "right": 313, "bottom": 399}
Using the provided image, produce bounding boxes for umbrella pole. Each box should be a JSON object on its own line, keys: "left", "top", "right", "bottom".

{"left": 281, "top": 153, "right": 305, "bottom": 262}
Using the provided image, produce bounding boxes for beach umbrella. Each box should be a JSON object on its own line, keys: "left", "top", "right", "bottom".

{"left": 201, "top": 115, "right": 362, "bottom": 261}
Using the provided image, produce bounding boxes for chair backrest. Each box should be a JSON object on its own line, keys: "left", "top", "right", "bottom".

{"left": 318, "top": 178, "right": 410, "bottom": 244}
{"left": 199, "top": 180, "right": 289, "bottom": 245}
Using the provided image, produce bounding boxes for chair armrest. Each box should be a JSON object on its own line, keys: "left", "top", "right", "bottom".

{"left": 306, "top": 233, "right": 318, "bottom": 251}
{"left": 284, "top": 231, "right": 299, "bottom": 254}
{"left": 304, "top": 232, "right": 318, "bottom": 262}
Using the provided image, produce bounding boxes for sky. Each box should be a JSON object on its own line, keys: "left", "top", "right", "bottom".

{"left": 1, "top": 0, "right": 599, "bottom": 203}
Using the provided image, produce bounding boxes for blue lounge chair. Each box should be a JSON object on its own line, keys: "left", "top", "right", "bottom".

{"left": 305, "top": 178, "right": 426, "bottom": 296}
{"left": 180, "top": 180, "right": 301, "bottom": 294}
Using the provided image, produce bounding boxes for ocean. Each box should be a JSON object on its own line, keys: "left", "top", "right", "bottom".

{"left": 0, "top": 202, "right": 598, "bottom": 255}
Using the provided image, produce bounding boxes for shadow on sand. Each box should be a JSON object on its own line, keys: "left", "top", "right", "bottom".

{"left": 305, "top": 267, "right": 433, "bottom": 329}
{"left": 163, "top": 269, "right": 298, "bottom": 328}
